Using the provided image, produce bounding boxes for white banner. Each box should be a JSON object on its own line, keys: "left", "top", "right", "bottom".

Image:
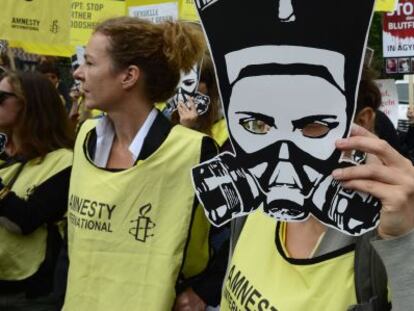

{"left": 375, "top": 79, "right": 400, "bottom": 128}
{"left": 128, "top": 2, "right": 178, "bottom": 23}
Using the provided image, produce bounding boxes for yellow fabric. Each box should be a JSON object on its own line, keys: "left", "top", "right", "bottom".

{"left": 181, "top": 202, "right": 211, "bottom": 278}
{"left": 179, "top": 0, "right": 199, "bottom": 21}
{"left": 221, "top": 211, "right": 357, "bottom": 311}
{"left": 375, "top": 0, "right": 398, "bottom": 12}
{"left": 0, "top": 148, "right": 73, "bottom": 280}
{"left": 211, "top": 118, "right": 229, "bottom": 147}
{"left": 155, "top": 102, "right": 167, "bottom": 111}
{"left": 0, "top": 0, "right": 71, "bottom": 45}
{"left": 70, "top": 0, "right": 125, "bottom": 46}
{"left": 64, "top": 120, "right": 210, "bottom": 311}
{"left": 9, "top": 41, "right": 75, "bottom": 58}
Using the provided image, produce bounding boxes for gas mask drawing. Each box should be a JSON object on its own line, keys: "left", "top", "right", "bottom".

{"left": 191, "top": 0, "right": 379, "bottom": 235}
{"left": 166, "top": 63, "right": 210, "bottom": 115}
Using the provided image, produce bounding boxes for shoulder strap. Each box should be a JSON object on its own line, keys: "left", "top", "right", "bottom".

{"left": 353, "top": 230, "right": 390, "bottom": 311}
{"left": 229, "top": 216, "right": 247, "bottom": 259}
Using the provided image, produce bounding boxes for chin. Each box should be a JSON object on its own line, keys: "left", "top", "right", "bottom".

{"left": 84, "top": 99, "right": 100, "bottom": 111}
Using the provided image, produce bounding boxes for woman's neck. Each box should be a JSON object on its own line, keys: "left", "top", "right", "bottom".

{"left": 105, "top": 98, "right": 153, "bottom": 169}
{"left": 285, "top": 215, "right": 327, "bottom": 259}
{"left": 107, "top": 99, "right": 153, "bottom": 148}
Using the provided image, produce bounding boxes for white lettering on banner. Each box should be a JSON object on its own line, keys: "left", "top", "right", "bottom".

{"left": 388, "top": 2, "right": 414, "bottom": 16}
{"left": 388, "top": 21, "right": 414, "bottom": 30}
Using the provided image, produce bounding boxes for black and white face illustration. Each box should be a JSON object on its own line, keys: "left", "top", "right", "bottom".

{"left": 166, "top": 64, "right": 210, "bottom": 115}
{"left": 228, "top": 74, "right": 347, "bottom": 219}
{"left": 191, "top": 0, "right": 378, "bottom": 235}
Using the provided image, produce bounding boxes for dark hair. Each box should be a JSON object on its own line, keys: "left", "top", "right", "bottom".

{"left": 356, "top": 67, "right": 381, "bottom": 113}
{"left": 36, "top": 61, "right": 60, "bottom": 78}
{"left": 4, "top": 71, "right": 74, "bottom": 159}
{"left": 94, "top": 16, "right": 206, "bottom": 103}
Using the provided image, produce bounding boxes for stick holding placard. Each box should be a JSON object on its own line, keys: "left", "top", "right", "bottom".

{"left": 409, "top": 75, "right": 414, "bottom": 109}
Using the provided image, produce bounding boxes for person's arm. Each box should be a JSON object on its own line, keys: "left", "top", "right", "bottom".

{"left": 332, "top": 124, "right": 414, "bottom": 311}
{"left": 370, "top": 231, "right": 414, "bottom": 310}
{"left": 175, "top": 136, "right": 223, "bottom": 310}
{"left": 0, "top": 167, "right": 71, "bottom": 234}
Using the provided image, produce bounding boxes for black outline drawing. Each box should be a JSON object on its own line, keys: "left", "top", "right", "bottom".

{"left": 191, "top": 0, "right": 379, "bottom": 236}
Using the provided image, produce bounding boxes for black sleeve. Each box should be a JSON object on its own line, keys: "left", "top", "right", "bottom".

{"left": 190, "top": 136, "right": 230, "bottom": 306}
{"left": 375, "top": 110, "right": 406, "bottom": 156}
{"left": 191, "top": 229, "right": 230, "bottom": 306}
{"left": 200, "top": 136, "right": 219, "bottom": 162}
{"left": 0, "top": 166, "right": 71, "bottom": 235}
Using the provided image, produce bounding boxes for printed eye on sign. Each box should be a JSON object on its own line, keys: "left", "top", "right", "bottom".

{"left": 191, "top": 0, "right": 379, "bottom": 236}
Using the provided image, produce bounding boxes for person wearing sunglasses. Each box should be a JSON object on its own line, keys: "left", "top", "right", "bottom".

{"left": 0, "top": 71, "right": 74, "bottom": 310}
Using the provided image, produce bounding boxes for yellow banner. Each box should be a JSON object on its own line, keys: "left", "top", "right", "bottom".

{"left": 375, "top": 0, "right": 398, "bottom": 12}
{"left": 179, "top": 0, "right": 199, "bottom": 22}
{"left": 71, "top": 0, "right": 125, "bottom": 46}
{"left": 0, "top": 0, "right": 71, "bottom": 45}
{"left": 9, "top": 41, "right": 75, "bottom": 58}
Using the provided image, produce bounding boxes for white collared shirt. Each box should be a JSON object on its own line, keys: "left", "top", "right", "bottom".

{"left": 93, "top": 108, "right": 158, "bottom": 168}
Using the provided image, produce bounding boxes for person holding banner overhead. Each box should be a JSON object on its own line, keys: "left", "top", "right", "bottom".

{"left": 0, "top": 71, "right": 74, "bottom": 310}
{"left": 63, "top": 16, "right": 217, "bottom": 311}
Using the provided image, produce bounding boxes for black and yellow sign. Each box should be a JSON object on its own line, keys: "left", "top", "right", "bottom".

{"left": 0, "top": 0, "right": 71, "bottom": 45}
{"left": 70, "top": 0, "right": 125, "bottom": 46}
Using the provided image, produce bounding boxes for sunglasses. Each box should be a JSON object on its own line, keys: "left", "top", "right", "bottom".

{"left": 0, "top": 90, "right": 16, "bottom": 104}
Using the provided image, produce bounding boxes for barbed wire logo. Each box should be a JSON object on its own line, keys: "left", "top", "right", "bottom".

{"left": 50, "top": 20, "right": 59, "bottom": 34}
{"left": 129, "top": 204, "right": 156, "bottom": 243}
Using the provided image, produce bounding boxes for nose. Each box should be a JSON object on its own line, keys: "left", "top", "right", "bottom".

{"left": 278, "top": 142, "right": 290, "bottom": 160}
{"left": 73, "top": 64, "right": 84, "bottom": 81}
{"left": 278, "top": 0, "right": 296, "bottom": 22}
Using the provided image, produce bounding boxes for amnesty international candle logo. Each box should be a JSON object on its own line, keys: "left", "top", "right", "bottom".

{"left": 49, "top": 20, "right": 59, "bottom": 34}
{"left": 129, "top": 204, "right": 156, "bottom": 243}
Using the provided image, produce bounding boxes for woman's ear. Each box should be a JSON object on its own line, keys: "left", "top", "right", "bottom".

{"left": 121, "top": 65, "right": 140, "bottom": 90}
{"left": 354, "top": 107, "right": 376, "bottom": 132}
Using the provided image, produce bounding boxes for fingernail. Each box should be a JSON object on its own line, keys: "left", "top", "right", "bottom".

{"left": 336, "top": 138, "right": 347, "bottom": 146}
{"left": 332, "top": 169, "right": 342, "bottom": 179}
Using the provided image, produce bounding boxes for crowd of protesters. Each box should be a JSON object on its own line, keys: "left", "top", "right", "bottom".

{"left": 0, "top": 16, "right": 412, "bottom": 311}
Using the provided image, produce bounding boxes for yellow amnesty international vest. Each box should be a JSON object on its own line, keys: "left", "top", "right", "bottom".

{"left": 211, "top": 118, "right": 229, "bottom": 147}
{"left": 0, "top": 148, "right": 73, "bottom": 280}
{"left": 221, "top": 211, "right": 357, "bottom": 311}
{"left": 64, "top": 120, "right": 210, "bottom": 311}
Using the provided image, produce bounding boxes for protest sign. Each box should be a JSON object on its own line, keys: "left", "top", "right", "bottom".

{"left": 0, "top": 0, "right": 71, "bottom": 45}
{"left": 375, "top": 79, "right": 400, "bottom": 128}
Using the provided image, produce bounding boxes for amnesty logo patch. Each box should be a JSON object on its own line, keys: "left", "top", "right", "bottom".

{"left": 129, "top": 204, "right": 156, "bottom": 243}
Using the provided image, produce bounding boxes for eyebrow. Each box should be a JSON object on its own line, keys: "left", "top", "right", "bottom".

{"left": 292, "top": 115, "right": 339, "bottom": 130}
{"left": 236, "top": 111, "right": 275, "bottom": 126}
{"left": 84, "top": 53, "right": 94, "bottom": 61}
